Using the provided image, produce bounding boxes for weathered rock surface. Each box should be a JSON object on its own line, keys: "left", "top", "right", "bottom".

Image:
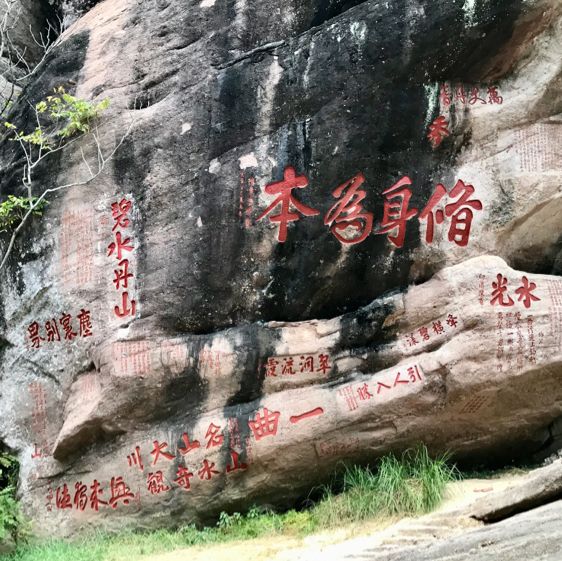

{"left": 0, "top": 0, "right": 560, "bottom": 537}
{"left": 470, "top": 458, "right": 562, "bottom": 522}
{"left": 374, "top": 500, "right": 562, "bottom": 561}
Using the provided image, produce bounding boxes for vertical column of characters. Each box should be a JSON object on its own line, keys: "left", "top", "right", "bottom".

{"left": 107, "top": 198, "right": 138, "bottom": 321}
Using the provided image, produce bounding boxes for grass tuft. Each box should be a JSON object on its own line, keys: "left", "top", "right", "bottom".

{"left": 313, "top": 444, "right": 460, "bottom": 527}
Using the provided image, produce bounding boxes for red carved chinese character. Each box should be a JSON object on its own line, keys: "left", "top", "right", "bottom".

{"left": 28, "top": 322, "right": 44, "bottom": 348}
{"left": 59, "top": 313, "right": 77, "bottom": 341}
{"left": 299, "top": 356, "right": 314, "bottom": 373}
{"left": 150, "top": 440, "right": 174, "bottom": 465}
{"left": 439, "top": 83, "right": 452, "bottom": 106}
{"left": 418, "top": 327, "right": 430, "bottom": 341}
{"left": 455, "top": 85, "right": 467, "bottom": 104}
{"left": 256, "top": 166, "right": 320, "bottom": 242}
{"left": 405, "top": 333, "right": 418, "bottom": 347}
{"left": 317, "top": 354, "right": 331, "bottom": 374}
{"left": 108, "top": 476, "right": 134, "bottom": 508}
{"left": 408, "top": 365, "right": 422, "bottom": 382}
{"left": 56, "top": 484, "right": 72, "bottom": 509}
{"left": 338, "top": 386, "right": 358, "bottom": 411}
{"left": 281, "top": 357, "right": 295, "bottom": 375}
{"left": 377, "top": 176, "right": 418, "bottom": 248}
{"left": 376, "top": 382, "right": 391, "bottom": 394}
{"left": 289, "top": 408, "right": 324, "bottom": 423}
{"left": 427, "top": 116, "right": 450, "bottom": 149}
{"left": 89, "top": 479, "right": 107, "bottom": 511}
{"left": 248, "top": 408, "right": 280, "bottom": 440}
{"left": 111, "top": 198, "right": 133, "bottom": 231}
{"left": 45, "top": 487, "right": 54, "bottom": 512}
{"left": 45, "top": 319, "right": 60, "bottom": 342}
{"left": 487, "top": 86, "right": 503, "bottom": 104}
{"left": 107, "top": 231, "right": 134, "bottom": 260}
{"left": 174, "top": 467, "right": 194, "bottom": 490}
{"left": 324, "top": 173, "right": 374, "bottom": 244}
{"left": 178, "top": 432, "right": 201, "bottom": 455}
{"left": 127, "top": 446, "right": 144, "bottom": 470}
{"left": 31, "top": 444, "right": 43, "bottom": 459}
{"left": 394, "top": 371, "right": 409, "bottom": 386}
{"left": 432, "top": 320, "right": 444, "bottom": 335}
{"left": 147, "top": 471, "right": 171, "bottom": 495}
{"left": 490, "top": 274, "right": 515, "bottom": 307}
{"left": 198, "top": 459, "right": 219, "bottom": 480}
{"left": 205, "top": 423, "right": 224, "bottom": 449}
{"left": 77, "top": 309, "right": 93, "bottom": 337}
{"left": 74, "top": 482, "right": 88, "bottom": 511}
{"left": 446, "top": 314, "right": 458, "bottom": 328}
{"left": 113, "top": 259, "right": 134, "bottom": 290}
{"left": 265, "top": 357, "right": 279, "bottom": 377}
{"left": 227, "top": 418, "right": 242, "bottom": 449}
{"left": 357, "top": 383, "right": 373, "bottom": 401}
{"left": 226, "top": 450, "right": 248, "bottom": 474}
{"left": 515, "top": 276, "right": 540, "bottom": 309}
{"left": 419, "top": 180, "right": 482, "bottom": 247}
{"left": 469, "top": 87, "right": 487, "bottom": 105}
{"left": 114, "top": 291, "right": 137, "bottom": 318}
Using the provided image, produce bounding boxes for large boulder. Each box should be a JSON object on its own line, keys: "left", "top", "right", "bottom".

{"left": 0, "top": 0, "right": 560, "bottom": 537}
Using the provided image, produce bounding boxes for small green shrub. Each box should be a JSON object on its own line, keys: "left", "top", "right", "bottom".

{"left": 4, "top": 86, "right": 110, "bottom": 152}
{"left": 0, "top": 453, "right": 27, "bottom": 544}
{"left": 36, "top": 86, "right": 110, "bottom": 140}
{"left": 0, "top": 195, "right": 48, "bottom": 234}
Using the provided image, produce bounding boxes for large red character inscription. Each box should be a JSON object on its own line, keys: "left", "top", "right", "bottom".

{"left": 257, "top": 166, "right": 319, "bottom": 242}
{"left": 377, "top": 176, "right": 417, "bottom": 248}
{"left": 108, "top": 197, "right": 137, "bottom": 320}
{"left": 419, "top": 180, "right": 482, "bottom": 247}
{"left": 490, "top": 274, "right": 540, "bottom": 309}
{"left": 324, "top": 173, "right": 374, "bottom": 244}
{"left": 248, "top": 408, "right": 280, "bottom": 440}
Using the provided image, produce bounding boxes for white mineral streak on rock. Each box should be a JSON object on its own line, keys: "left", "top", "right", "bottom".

{"left": 234, "top": 0, "right": 248, "bottom": 38}
{"left": 303, "top": 37, "right": 316, "bottom": 89}
{"left": 208, "top": 158, "right": 221, "bottom": 174}
{"left": 350, "top": 20, "right": 367, "bottom": 44}
{"left": 423, "top": 82, "right": 439, "bottom": 128}
{"left": 403, "top": 0, "right": 425, "bottom": 63}
{"left": 196, "top": 216, "right": 203, "bottom": 228}
{"left": 463, "top": 0, "right": 479, "bottom": 27}
{"left": 200, "top": 0, "right": 216, "bottom": 7}
{"left": 239, "top": 153, "right": 259, "bottom": 169}
{"left": 180, "top": 122, "right": 192, "bottom": 134}
{"left": 256, "top": 55, "right": 283, "bottom": 136}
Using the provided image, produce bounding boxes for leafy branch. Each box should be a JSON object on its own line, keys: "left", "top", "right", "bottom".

{"left": 0, "top": 86, "right": 135, "bottom": 270}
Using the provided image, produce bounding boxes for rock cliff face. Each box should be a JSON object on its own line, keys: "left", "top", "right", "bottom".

{"left": 0, "top": 0, "right": 560, "bottom": 537}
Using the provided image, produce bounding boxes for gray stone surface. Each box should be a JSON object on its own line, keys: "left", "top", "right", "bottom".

{"left": 369, "top": 500, "right": 562, "bottom": 561}
{"left": 470, "top": 459, "right": 562, "bottom": 522}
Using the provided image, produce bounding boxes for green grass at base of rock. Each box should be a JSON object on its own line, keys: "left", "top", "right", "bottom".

{"left": 1, "top": 445, "right": 460, "bottom": 561}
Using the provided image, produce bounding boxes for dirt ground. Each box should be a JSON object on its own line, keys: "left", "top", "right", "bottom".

{"left": 139, "top": 472, "right": 527, "bottom": 561}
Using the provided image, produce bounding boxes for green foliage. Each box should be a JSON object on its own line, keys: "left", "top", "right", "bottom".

{"left": 1, "top": 445, "right": 459, "bottom": 561}
{"left": 0, "top": 196, "right": 48, "bottom": 234}
{"left": 0, "top": 453, "right": 27, "bottom": 545}
{"left": 313, "top": 444, "right": 460, "bottom": 527}
{"left": 4, "top": 86, "right": 110, "bottom": 152}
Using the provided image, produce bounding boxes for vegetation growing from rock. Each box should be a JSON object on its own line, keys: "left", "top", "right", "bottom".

{"left": 0, "top": 195, "right": 47, "bottom": 234}
{"left": 0, "top": 446, "right": 458, "bottom": 561}
{"left": 0, "top": 87, "right": 109, "bottom": 237}
{"left": 0, "top": 452, "right": 26, "bottom": 545}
